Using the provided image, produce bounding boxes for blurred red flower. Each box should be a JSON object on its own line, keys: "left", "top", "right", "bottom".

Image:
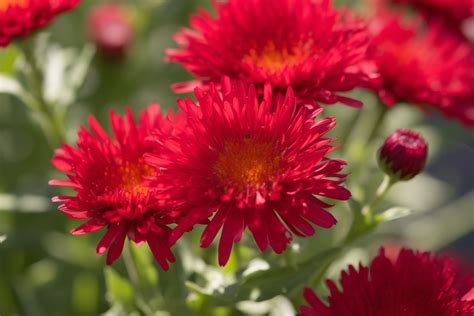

{"left": 368, "top": 7, "right": 474, "bottom": 126}
{"left": 166, "top": 0, "right": 373, "bottom": 107}
{"left": 50, "top": 105, "right": 180, "bottom": 270}
{"left": 298, "top": 248, "right": 474, "bottom": 315}
{"left": 379, "top": 129, "right": 428, "bottom": 180}
{"left": 87, "top": 3, "right": 134, "bottom": 57}
{"left": 146, "top": 78, "right": 351, "bottom": 266}
{"left": 0, "top": 0, "right": 79, "bottom": 47}
{"left": 392, "top": 0, "right": 474, "bottom": 27}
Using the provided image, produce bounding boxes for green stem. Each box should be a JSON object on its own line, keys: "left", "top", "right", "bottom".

{"left": 283, "top": 249, "right": 295, "bottom": 267}
{"left": 308, "top": 176, "right": 397, "bottom": 291}
{"left": 308, "top": 256, "right": 335, "bottom": 289}
{"left": 340, "top": 108, "right": 363, "bottom": 146}
{"left": 346, "top": 101, "right": 388, "bottom": 175}
{"left": 361, "top": 175, "right": 396, "bottom": 221}
{"left": 16, "top": 39, "right": 65, "bottom": 147}
{"left": 365, "top": 104, "right": 388, "bottom": 149}
{"left": 123, "top": 242, "right": 154, "bottom": 315}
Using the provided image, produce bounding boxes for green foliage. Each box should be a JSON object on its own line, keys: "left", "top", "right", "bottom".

{"left": 104, "top": 267, "right": 137, "bottom": 314}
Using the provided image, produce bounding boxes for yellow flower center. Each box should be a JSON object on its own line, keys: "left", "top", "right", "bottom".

{"left": 243, "top": 41, "right": 311, "bottom": 73}
{"left": 214, "top": 139, "right": 281, "bottom": 189}
{"left": 0, "top": 0, "right": 27, "bottom": 11}
{"left": 118, "top": 160, "right": 155, "bottom": 195}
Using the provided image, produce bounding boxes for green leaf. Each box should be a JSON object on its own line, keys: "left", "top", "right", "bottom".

{"left": 129, "top": 244, "right": 158, "bottom": 292}
{"left": 376, "top": 206, "right": 414, "bottom": 222}
{"left": 0, "top": 74, "right": 39, "bottom": 111}
{"left": 64, "top": 45, "right": 95, "bottom": 99}
{"left": 157, "top": 251, "right": 192, "bottom": 315}
{"left": 104, "top": 267, "right": 136, "bottom": 313}
{"left": 211, "top": 248, "right": 340, "bottom": 303}
{"left": 42, "top": 44, "right": 95, "bottom": 107}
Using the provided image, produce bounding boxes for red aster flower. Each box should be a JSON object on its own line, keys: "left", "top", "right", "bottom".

{"left": 0, "top": 0, "right": 80, "bottom": 47}
{"left": 49, "top": 105, "right": 179, "bottom": 270}
{"left": 379, "top": 129, "right": 428, "bottom": 181}
{"left": 298, "top": 248, "right": 474, "bottom": 316}
{"left": 87, "top": 3, "right": 134, "bottom": 58}
{"left": 146, "top": 78, "right": 351, "bottom": 266}
{"left": 368, "top": 8, "right": 474, "bottom": 126}
{"left": 166, "top": 0, "right": 372, "bottom": 107}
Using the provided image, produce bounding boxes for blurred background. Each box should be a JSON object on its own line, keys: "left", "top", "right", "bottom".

{"left": 0, "top": 0, "right": 472, "bottom": 315}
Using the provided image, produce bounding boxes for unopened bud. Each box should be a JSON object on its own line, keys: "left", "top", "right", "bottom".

{"left": 378, "top": 129, "right": 428, "bottom": 181}
{"left": 87, "top": 4, "right": 133, "bottom": 58}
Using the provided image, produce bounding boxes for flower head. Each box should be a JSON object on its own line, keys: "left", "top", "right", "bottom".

{"left": 146, "top": 78, "right": 351, "bottom": 266}
{"left": 368, "top": 7, "right": 474, "bottom": 126}
{"left": 0, "top": 0, "right": 79, "bottom": 47}
{"left": 50, "top": 105, "right": 179, "bottom": 270}
{"left": 87, "top": 3, "right": 133, "bottom": 57}
{"left": 167, "top": 0, "right": 372, "bottom": 107}
{"left": 298, "top": 248, "right": 474, "bottom": 316}
{"left": 379, "top": 129, "right": 428, "bottom": 180}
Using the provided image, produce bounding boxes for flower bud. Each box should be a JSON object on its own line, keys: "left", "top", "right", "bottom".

{"left": 87, "top": 4, "right": 133, "bottom": 58}
{"left": 378, "top": 129, "right": 428, "bottom": 181}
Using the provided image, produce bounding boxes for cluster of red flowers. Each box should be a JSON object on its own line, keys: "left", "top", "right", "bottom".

{"left": 49, "top": 0, "right": 369, "bottom": 270}
{"left": 50, "top": 78, "right": 351, "bottom": 268}
{"left": 35, "top": 0, "right": 472, "bottom": 312}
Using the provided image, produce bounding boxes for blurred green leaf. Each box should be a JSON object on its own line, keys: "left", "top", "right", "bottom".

{"left": 129, "top": 244, "right": 159, "bottom": 292}
{"left": 157, "top": 251, "right": 192, "bottom": 315}
{"left": 104, "top": 267, "right": 136, "bottom": 313}
{"left": 0, "top": 46, "right": 18, "bottom": 74}
{"left": 72, "top": 273, "right": 100, "bottom": 316}
{"left": 41, "top": 42, "right": 94, "bottom": 108}
{"left": 0, "top": 75, "right": 23, "bottom": 96}
{"left": 376, "top": 206, "right": 414, "bottom": 222}
{"left": 200, "top": 248, "right": 340, "bottom": 304}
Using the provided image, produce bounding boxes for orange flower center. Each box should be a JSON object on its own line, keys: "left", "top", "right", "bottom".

{"left": 0, "top": 0, "right": 27, "bottom": 11}
{"left": 214, "top": 139, "right": 281, "bottom": 189}
{"left": 118, "top": 160, "right": 155, "bottom": 195}
{"left": 244, "top": 41, "right": 311, "bottom": 73}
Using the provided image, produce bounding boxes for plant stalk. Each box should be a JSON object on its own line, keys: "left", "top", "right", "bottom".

{"left": 17, "top": 39, "right": 65, "bottom": 147}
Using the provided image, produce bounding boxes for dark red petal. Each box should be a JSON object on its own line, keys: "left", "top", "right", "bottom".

{"left": 200, "top": 207, "right": 228, "bottom": 248}
{"left": 281, "top": 212, "right": 315, "bottom": 236}
{"left": 71, "top": 217, "right": 106, "bottom": 235}
{"left": 170, "top": 205, "right": 216, "bottom": 244}
{"left": 88, "top": 115, "right": 110, "bottom": 141}
{"left": 266, "top": 210, "right": 291, "bottom": 254}
{"left": 96, "top": 223, "right": 121, "bottom": 255}
{"left": 303, "top": 199, "right": 337, "bottom": 228}
{"left": 106, "top": 224, "right": 127, "bottom": 265}
{"left": 147, "top": 234, "right": 175, "bottom": 271}
{"left": 218, "top": 208, "right": 245, "bottom": 266}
